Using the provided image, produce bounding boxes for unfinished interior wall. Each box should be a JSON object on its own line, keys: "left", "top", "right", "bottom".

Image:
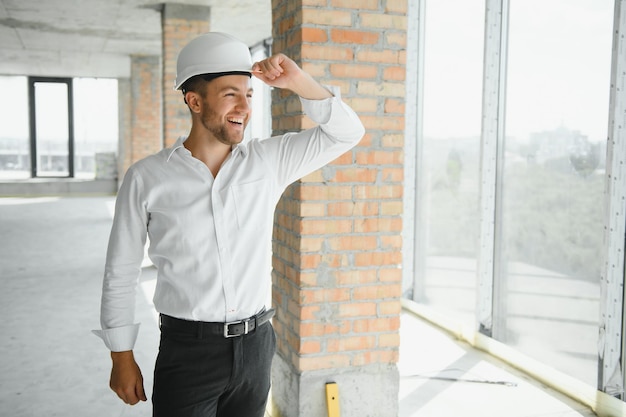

{"left": 270, "top": 1, "right": 407, "bottom": 415}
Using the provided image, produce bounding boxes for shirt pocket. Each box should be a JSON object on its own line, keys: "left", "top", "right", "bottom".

{"left": 231, "top": 179, "right": 270, "bottom": 231}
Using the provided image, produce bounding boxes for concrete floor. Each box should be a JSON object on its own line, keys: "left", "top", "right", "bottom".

{"left": 0, "top": 196, "right": 598, "bottom": 417}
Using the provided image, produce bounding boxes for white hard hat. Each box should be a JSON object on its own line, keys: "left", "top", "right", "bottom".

{"left": 174, "top": 32, "right": 252, "bottom": 90}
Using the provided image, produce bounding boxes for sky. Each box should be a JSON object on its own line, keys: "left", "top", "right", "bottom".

{"left": 0, "top": 76, "right": 29, "bottom": 140}
{"left": 421, "top": 0, "right": 613, "bottom": 142}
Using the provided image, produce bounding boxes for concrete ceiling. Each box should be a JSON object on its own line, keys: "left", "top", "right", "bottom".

{"left": 0, "top": 0, "right": 272, "bottom": 78}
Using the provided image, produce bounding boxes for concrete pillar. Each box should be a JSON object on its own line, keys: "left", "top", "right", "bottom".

{"left": 270, "top": 1, "right": 407, "bottom": 416}
{"left": 161, "top": 4, "right": 211, "bottom": 148}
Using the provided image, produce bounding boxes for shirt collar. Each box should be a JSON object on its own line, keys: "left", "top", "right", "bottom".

{"left": 232, "top": 142, "right": 248, "bottom": 158}
{"left": 166, "top": 136, "right": 187, "bottom": 162}
{"left": 166, "top": 136, "right": 248, "bottom": 162}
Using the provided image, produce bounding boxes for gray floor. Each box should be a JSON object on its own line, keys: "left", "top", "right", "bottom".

{"left": 397, "top": 313, "right": 597, "bottom": 417}
{"left": 0, "top": 196, "right": 598, "bottom": 417}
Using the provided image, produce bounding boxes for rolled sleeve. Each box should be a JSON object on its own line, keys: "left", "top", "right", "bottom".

{"left": 299, "top": 85, "right": 339, "bottom": 124}
{"left": 92, "top": 324, "right": 140, "bottom": 352}
{"left": 300, "top": 85, "right": 365, "bottom": 144}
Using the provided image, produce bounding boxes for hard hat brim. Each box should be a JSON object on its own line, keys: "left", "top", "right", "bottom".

{"left": 174, "top": 66, "right": 253, "bottom": 90}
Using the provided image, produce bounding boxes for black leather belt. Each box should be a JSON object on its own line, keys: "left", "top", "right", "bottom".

{"left": 160, "top": 309, "right": 275, "bottom": 338}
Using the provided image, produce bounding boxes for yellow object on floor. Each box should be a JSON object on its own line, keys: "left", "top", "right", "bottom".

{"left": 326, "top": 382, "right": 340, "bottom": 417}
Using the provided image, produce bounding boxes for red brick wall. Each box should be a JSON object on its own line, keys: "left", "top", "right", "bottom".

{"left": 161, "top": 4, "right": 210, "bottom": 148}
{"left": 271, "top": 0, "right": 407, "bottom": 373}
{"left": 132, "top": 56, "right": 162, "bottom": 164}
{"left": 118, "top": 56, "right": 162, "bottom": 177}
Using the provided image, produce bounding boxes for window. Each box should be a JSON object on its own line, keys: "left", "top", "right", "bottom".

{"left": 496, "top": 0, "right": 613, "bottom": 386}
{"left": 0, "top": 75, "right": 118, "bottom": 180}
{"left": 0, "top": 76, "right": 29, "bottom": 179}
{"left": 407, "top": 0, "right": 617, "bottom": 397}
{"left": 415, "top": 0, "right": 485, "bottom": 328}
{"left": 246, "top": 38, "right": 272, "bottom": 142}
{"left": 73, "top": 78, "right": 118, "bottom": 179}
{"left": 30, "top": 78, "right": 73, "bottom": 177}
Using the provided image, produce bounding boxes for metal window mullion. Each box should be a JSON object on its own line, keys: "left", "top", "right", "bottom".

{"left": 402, "top": 0, "right": 426, "bottom": 301}
{"left": 67, "top": 79, "right": 74, "bottom": 178}
{"left": 28, "top": 78, "right": 37, "bottom": 178}
{"left": 476, "top": 0, "right": 509, "bottom": 336}
{"left": 600, "top": 0, "right": 626, "bottom": 398}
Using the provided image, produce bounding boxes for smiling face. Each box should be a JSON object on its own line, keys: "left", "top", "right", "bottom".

{"left": 197, "top": 75, "right": 253, "bottom": 146}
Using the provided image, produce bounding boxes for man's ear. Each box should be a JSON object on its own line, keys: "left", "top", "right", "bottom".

{"left": 185, "top": 91, "right": 202, "bottom": 113}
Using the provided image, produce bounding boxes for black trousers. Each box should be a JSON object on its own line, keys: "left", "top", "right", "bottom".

{"left": 152, "top": 319, "right": 276, "bottom": 417}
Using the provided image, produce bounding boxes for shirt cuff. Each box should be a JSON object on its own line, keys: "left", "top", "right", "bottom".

{"left": 92, "top": 323, "right": 140, "bottom": 352}
{"left": 300, "top": 85, "right": 341, "bottom": 125}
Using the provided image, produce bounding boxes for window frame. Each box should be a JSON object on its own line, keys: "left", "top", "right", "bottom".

{"left": 28, "top": 76, "right": 75, "bottom": 178}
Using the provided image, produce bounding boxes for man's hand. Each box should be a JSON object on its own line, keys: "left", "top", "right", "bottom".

{"left": 109, "top": 350, "right": 147, "bottom": 405}
{"left": 252, "top": 53, "right": 332, "bottom": 100}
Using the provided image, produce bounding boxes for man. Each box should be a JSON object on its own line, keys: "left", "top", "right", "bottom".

{"left": 94, "top": 32, "right": 364, "bottom": 417}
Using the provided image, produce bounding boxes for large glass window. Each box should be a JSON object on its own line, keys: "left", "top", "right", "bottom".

{"left": 247, "top": 39, "right": 272, "bottom": 143}
{"left": 0, "top": 76, "right": 30, "bottom": 179}
{"left": 0, "top": 76, "right": 118, "bottom": 180}
{"left": 496, "top": 0, "right": 613, "bottom": 385}
{"left": 73, "top": 78, "right": 118, "bottom": 179}
{"left": 415, "top": 0, "right": 485, "bottom": 327}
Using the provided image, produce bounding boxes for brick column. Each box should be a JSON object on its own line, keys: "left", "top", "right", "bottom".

{"left": 270, "top": 1, "right": 407, "bottom": 416}
{"left": 161, "top": 4, "right": 210, "bottom": 148}
{"left": 117, "top": 55, "right": 162, "bottom": 179}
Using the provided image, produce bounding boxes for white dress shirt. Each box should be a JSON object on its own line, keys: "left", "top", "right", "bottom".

{"left": 94, "top": 86, "right": 365, "bottom": 352}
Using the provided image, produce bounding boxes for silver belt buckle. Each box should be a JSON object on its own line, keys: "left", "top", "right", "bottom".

{"left": 223, "top": 318, "right": 250, "bottom": 338}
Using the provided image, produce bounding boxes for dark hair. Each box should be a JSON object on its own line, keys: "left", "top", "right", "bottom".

{"left": 181, "top": 71, "right": 251, "bottom": 97}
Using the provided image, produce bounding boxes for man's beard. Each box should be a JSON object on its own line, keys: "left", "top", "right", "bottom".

{"left": 210, "top": 124, "right": 243, "bottom": 145}
{"left": 202, "top": 107, "right": 245, "bottom": 146}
